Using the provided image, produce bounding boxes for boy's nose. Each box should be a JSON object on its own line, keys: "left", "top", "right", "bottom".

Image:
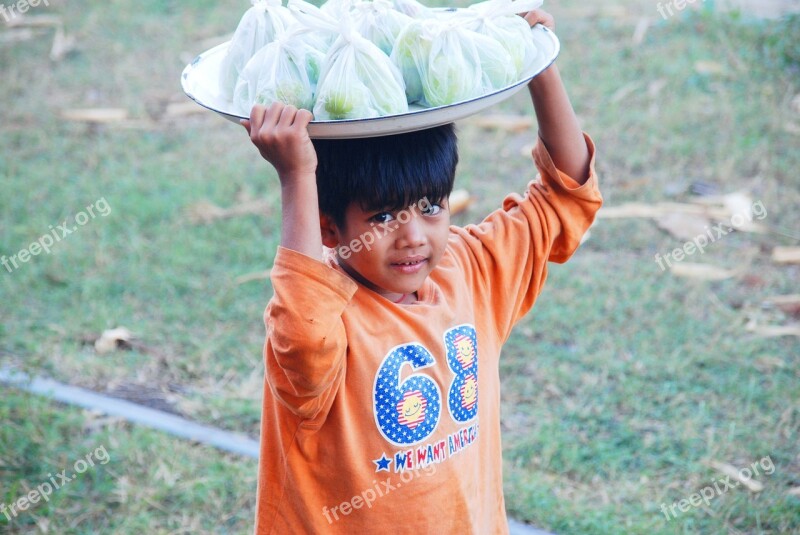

{"left": 395, "top": 216, "right": 427, "bottom": 249}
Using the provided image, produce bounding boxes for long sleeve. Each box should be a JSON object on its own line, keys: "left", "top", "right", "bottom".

{"left": 264, "top": 246, "right": 359, "bottom": 419}
{"left": 447, "top": 133, "right": 602, "bottom": 343}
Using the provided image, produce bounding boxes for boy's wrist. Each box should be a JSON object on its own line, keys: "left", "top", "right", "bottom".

{"left": 279, "top": 172, "right": 317, "bottom": 188}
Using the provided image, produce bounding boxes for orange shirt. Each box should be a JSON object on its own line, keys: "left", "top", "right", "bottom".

{"left": 255, "top": 135, "right": 602, "bottom": 534}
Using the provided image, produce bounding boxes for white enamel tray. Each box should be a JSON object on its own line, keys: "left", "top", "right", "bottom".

{"left": 181, "top": 23, "right": 559, "bottom": 139}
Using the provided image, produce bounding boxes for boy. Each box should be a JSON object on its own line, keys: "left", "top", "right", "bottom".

{"left": 242, "top": 9, "right": 602, "bottom": 534}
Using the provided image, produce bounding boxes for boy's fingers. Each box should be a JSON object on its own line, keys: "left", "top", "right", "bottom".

{"left": 295, "top": 109, "right": 314, "bottom": 128}
{"left": 249, "top": 105, "right": 267, "bottom": 138}
{"left": 263, "top": 102, "right": 285, "bottom": 131}
{"left": 523, "top": 9, "right": 555, "bottom": 30}
{"left": 278, "top": 104, "right": 298, "bottom": 127}
{"left": 240, "top": 119, "right": 251, "bottom": 135}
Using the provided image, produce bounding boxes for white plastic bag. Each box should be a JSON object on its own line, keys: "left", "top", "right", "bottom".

{"left": 288, "top": 0, "right": 345, "bottom": 47}
{"left": 456, "top": 0, "right": 542, "bottom": 77}
{"left": 391, "top": 19, "right": 485, "bottom": 107}
{"left": 288, "top": 2, "right": 408, "bottom": 120}
{"left": 233, "top": 28, "right": 326, "bottom": 115}
{"left": 471, "top": 30, "right": 517, "bottom": 92}
{"left": 351, "top": 0, "right": 413, "bottom": 56}
{"left": 218, "top": 0, "right": 295, "bottom": 101}
{"left": 314, "top": 28, "right": 408, "bottom": 119}
{"left": 390, "top": 0, "right": 431, "bottom": 18}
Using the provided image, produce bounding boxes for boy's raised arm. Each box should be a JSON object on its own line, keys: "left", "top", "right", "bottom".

{"left": 524, "top": 10, "right": 591, "bottom": 183}
{"left": 242, "top": 103, "right": 323, "bottom": 261}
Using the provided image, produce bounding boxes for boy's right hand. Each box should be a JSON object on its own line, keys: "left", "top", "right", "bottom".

{"left": 241, "top": 103, "right": 317, "bottom": 183}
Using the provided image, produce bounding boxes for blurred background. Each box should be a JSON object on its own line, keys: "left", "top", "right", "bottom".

{"left": 1, "top": 0, "right": 798, "bottom": 533}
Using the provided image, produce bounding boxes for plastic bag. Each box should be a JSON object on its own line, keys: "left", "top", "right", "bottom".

{"left": 455, "top": 0, "right": 542, "bottom": 77}
{"left": 391, "top": 19, "right": 485, "bottom": 107}
{"left": 233, "top": 29, "right": 326, "bottom": 115}
{"left": 314, "top": 28, "right": 408, "bottom": 119}
{"left": 390, "top": 0, "right": 431, "bottom": 18}
{"left": 218, "top": 0, "right": 295, "bottom": 101}
{"left": 351, "top": 0, "right": 413, "bottom": 56}
{"left": 288, "top": 0, "right": 345, "bottom": 47}
{"left": 471, "top": 31, "right": 517, "bottom": 91}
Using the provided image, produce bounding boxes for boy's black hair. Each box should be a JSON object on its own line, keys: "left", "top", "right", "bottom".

{"left": 312, "top": 123, "right": 458, "bottom": 229}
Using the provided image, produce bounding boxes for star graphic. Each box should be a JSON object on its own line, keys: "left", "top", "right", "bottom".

{"left": 373, "top": 454, "right": 392, "bottom": 472}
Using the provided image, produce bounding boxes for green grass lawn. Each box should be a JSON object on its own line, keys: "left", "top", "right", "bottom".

{"left": 1, "top": 0, "right": 798, "bottom": 533}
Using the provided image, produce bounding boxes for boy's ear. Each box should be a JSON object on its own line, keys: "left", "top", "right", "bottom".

{"left": 320, "top": 213, "right": 340, "bottom": 249}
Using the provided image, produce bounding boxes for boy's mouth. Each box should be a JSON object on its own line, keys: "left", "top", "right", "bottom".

{"left": 390, "top": 256, "right": 427, "bottom": 274}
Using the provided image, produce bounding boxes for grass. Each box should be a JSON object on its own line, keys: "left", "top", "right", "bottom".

{"left": 1, "top": 0, "right": 799, "bottom": 533}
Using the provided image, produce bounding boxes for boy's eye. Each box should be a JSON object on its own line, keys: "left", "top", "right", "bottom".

{"left": 421, "top": 204, "right": 442, "bottom": 216}
{"left": 371, "top": 212, "right": 395, "bottom": 224}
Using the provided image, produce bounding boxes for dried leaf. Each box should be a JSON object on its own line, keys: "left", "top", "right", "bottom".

{"left": 6, "top": 14, "right": 63, "bottom": 28}
{"left": 791, "top": 94, "right": 800, "bottom": 115}
{"left": 647, "top": 79, "right": 668, "bottom": 98}
{"left": 449, "top": 189, "right": 472, "bottom": 215}
{"left": 694, "top": 61, "right": 728, "bottom": 76}
{"left": 0, "top": 28, "right": 46, "bottom": 44}
{"left": 706, "top": 460, "right": 764, "bottom": 492}
{"left": 466, "top": 114, "right": 533, "bottom": 133}
{"left": 599, "top": 203, "right": 667, "bottom": 218}
{"left": 746, "top": 321, "right": 800, "bottom": 338}
{"left": 764, "top": 294, "right": 800, "bottom": 315}
{"left": 722, "top": 191, "right": 759, "bottom": 231}
{"left": 50, "top": 25, "right": 76, "bottom": 61}
{"left": 772, "top": 247, "right": 800, "bottom": 264}
{"left": 94, "top": 327, "right": 134, "bottom": 354}
{"left": 235, "top": 270, "right": 271, "bottom": 285}
{"left": 656, "top": 212, "right": 712, "bottom": 241}
{"left": 610, "top": 82, "right": 641, "bottom": 104}
{"left": 670, "top": 263, "right": 737, "bottom": 281}
{"left": 632, "top": 17, "right": 650, "bottom": 45}
{"left": 753, "top": 355, "right": 786, "bottom": 373}
{"left": 61, "top": 108, "right": 129, "bottom": 123}
{"left": 185, "top": 199, "right": 271, "bottom": 224}
{"left": 164, "top": 101, "right": 205, "bottom": 118}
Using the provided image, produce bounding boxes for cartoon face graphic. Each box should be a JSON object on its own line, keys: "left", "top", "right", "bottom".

{"left": 460, "top": 374, "right": 477, "bottom": 410}
{"left": 397, "top": 390, "right": 427, "bottom": 429}
{"left": 454, "top": 334, "right": 476, "bottom": 369}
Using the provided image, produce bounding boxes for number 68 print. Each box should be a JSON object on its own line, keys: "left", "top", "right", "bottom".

{"left": 373, "top": 325, "right": 479, "bottom": 446}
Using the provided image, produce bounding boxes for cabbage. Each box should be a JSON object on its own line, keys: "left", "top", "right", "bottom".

{"left": 351, "top": 0, "right": 413, "bottom": 57}
{"left": 391, "top": 19, "right": 484, "bottom": 108}
{"left": 456, "top": 0, "right": 542, "bottom": 77}
{"left": 233, "top": 30, "right": 324, "bottom": 114}
{"left": 314, "top": 30, "right": 408, "bottom": 120}
{"left": 472, "top": 31, "right": 516, "bottom": 91}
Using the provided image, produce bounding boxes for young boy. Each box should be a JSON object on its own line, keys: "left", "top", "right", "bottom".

{"left": 242, "top": 9, "right": 602, "bottom": 534}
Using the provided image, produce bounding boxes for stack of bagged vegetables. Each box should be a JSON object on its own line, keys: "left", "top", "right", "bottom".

{"left": 221, "top": 0, "right": 544, "bottom": 120}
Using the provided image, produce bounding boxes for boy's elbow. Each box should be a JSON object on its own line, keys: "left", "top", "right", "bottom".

{"left": 267, "top": 324, "right": 347, "bottom": 400}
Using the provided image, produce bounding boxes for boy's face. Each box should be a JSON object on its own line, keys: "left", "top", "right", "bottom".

{"left": 323, "top": 197, "right": 450, "bottom": 300}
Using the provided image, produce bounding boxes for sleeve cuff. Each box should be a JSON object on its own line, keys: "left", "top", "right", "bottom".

{"left": 532, "top": 132, "right": 600, "bottom": 198}
{"left": 272, "top": 246, "right": 359, "bottom": 302}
